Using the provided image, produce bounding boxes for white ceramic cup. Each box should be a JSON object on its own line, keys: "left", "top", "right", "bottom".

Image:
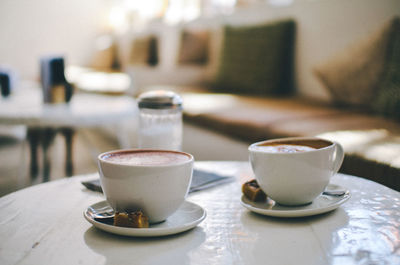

{"left": 249, "top": 137, "right": 344, "bottom": 206}
{"left": 98, "top": 149, "right": 194, "bottom": 223}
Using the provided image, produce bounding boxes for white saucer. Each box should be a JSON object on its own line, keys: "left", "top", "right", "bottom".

{"left": 84, "top": 200, "right": 206, "bottom": 237}
{"left": 241, "top": 184, "right": 350, "bottom": 218}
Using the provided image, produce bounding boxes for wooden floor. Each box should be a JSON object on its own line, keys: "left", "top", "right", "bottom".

{"left": 0, "top": 123, "right": 250, "bottom": 197}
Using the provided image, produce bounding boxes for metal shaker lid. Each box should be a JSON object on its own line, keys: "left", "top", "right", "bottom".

{"left": 137, "top": 90, "right": 182, "bottom": 109}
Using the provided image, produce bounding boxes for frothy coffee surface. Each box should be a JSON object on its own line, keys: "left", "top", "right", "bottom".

{"left": 254, "top": 144, "right": 316, "bottom": 153}
{"left": 103, "top": 151, "right": 190, "bottom": 166}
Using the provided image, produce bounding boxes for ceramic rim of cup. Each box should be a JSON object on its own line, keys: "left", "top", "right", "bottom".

{"left": 98, "top": 149, "right": 194, "bottom": 167}
{"left": 248, "top": 136, "right": 335, "bottom": 154}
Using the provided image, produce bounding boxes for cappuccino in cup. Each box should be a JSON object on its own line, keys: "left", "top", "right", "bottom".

{"left": 249, "top": 137, "right": 344, "bottom": 206}
{"left": 102, "top": 150, "right": 191, "bottom": 166}
{"left": 98, "top": 149, "right": 194, "bottom": 223}
{"left": 251, "top": 138, "right": 332, "bottom": 153}
{"left": 251, "top": 144, "right": 316, "bottom": 153}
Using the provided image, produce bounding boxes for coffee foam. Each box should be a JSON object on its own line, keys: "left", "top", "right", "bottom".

{"left": 103, "top": 151, "right": 190, "bottom": 166}
{"left": 253, "top": 144, "right": 316, "bottom": 153}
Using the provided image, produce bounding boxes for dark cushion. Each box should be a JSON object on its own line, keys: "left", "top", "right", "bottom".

{"left": 214, "top": 19, "right": 296, "bottom": 95}
{"left": 178, "top": 30, "right": 210, "bottom": 65}
{"left": 130, "top": 35, "right": 159, "bottom": 66}
{"left": 373, "top": 17, "right": 400, "bottom": 119}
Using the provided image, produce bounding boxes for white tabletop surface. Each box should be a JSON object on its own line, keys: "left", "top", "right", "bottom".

{"left": 0, "top": 81, "right": 137, "bottom": 128}
{"left": 0, "top": 161, "right": 399, "bottom": 265}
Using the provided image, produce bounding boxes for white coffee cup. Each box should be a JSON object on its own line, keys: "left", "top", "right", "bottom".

{"left": 98, "top": 149, "right": 194, "bottom": 223}
{"left": 249, "top": 137, "right": 344, "bottom": 206}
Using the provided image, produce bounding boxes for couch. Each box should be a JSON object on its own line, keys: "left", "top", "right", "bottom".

{"left": 120, "top": 0, "right": 400, "bottom": 191}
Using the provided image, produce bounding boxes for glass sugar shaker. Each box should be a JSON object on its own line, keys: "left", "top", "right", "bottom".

{"left": 137, "top": 90, "right": 183, "bottom": 151}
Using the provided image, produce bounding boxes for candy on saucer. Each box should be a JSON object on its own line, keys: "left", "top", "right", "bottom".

{"left": 242, "top": 179, "right": 267, "bottom": 202}
{"left": 114, "top": 211, "right": 149, "bottom": 228}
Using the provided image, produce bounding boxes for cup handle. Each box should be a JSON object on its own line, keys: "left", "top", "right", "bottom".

{"left": 333, "top": 142, "right": 344, "bottom": 174}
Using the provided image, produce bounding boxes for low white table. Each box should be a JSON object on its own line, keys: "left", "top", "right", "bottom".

{"left": 1, "top": 161, "right": 399, "bottom": 265}
{"left": 0, "top": 81, "right": 137, "bottom": 178}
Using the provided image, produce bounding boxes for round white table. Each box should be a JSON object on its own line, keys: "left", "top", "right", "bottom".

{"left": 0, "top": 161, "right": 399, "bottom": 265}
{"left": 0, "top": 81, "right": 137, "bottom": 178}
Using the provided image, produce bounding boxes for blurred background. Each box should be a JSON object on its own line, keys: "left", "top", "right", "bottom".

{"left": 0, "top": 0, "right": 399, "bottom": 196}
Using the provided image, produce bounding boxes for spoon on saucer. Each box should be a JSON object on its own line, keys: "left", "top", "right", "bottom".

{"left": 87, "top": 205, "right": 115, "bottom": 220}
{"left": 322, "top": 190, "right": 347, "bottom": 196}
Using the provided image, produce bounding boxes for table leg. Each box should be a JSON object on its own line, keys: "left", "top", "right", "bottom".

{"left": 42, "top": 128, "right": 56, "bottom": 182}
{"left": 61, "top": 128, "right": 74, "bottom": 176}
{"left": 27, "top": 128, "right": 41, "bottom": 178}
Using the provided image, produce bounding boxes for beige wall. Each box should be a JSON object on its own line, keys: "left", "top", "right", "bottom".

{"left": 0, "top": 0, "right": 111, "bottom": 80}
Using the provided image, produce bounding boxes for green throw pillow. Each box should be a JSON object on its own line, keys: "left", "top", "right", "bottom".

{"left": 373, "top": 17, "right": 400, "bottom": 120}
{"left": 214, "top": 19, "right": 296, "bottom": 95}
